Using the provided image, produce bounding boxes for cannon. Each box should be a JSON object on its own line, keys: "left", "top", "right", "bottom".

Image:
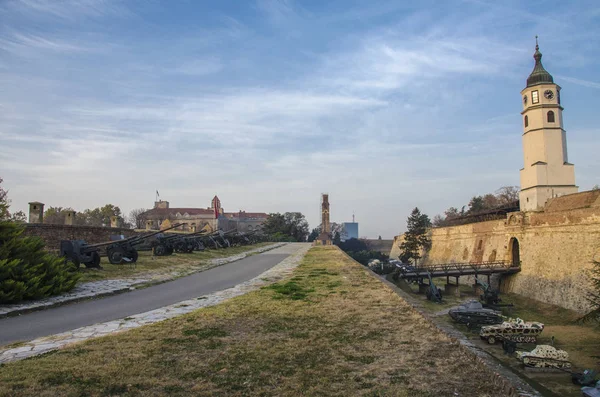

{"left": 151, "top": 228, "right": 217, "bottom": 256}
{"left": 59, "top": 223, "right": 183, "bottom": 268}
{"left": 60, "top": 240, "right": 102, "bottom": 268}
{"left": 104, "top": 223, "right": 183, "bottom": 264}
{"left": 475, "top": 278, "right": 501, "bottom": 306}
{"left": 425, "top": 271, "right": 443, "bottom": 303}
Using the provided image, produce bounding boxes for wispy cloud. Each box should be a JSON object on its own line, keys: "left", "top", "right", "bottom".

{"left": 0, "top": 32, "right": 91, "bottom": 54}
{"left": 3, "top": 0, "right": 131, "bottom": 21}
{"left": 556, "top": 75, "right": 600, "bottom": 89}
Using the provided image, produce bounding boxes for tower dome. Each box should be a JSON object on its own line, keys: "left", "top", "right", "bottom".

{"left": 526, "top": 37, "right": 554, "bottom": 87}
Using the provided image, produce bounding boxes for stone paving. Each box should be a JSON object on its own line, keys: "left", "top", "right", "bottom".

{"left": 0, "top": 243, "right": 311, "bottom": 364}
{"left": 0, "top": 243, "right": 285, "bottom": 318}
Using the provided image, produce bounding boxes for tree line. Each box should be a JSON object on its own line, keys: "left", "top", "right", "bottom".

{"left": 432, "top": 186, "right": 519, "bottom": 227}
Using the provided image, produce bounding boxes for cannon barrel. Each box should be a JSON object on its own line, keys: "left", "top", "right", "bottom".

{"left": 128, "top": 223, "right": 185, "bottom": 244}
{"left": 86, "top": 223, "right": 185, "bottom": 248}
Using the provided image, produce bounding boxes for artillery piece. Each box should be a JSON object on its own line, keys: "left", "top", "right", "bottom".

{"left": 59, "top": 223, "right": 183, "bottom": 268}
{"left": 425, "top": 271, "right": 443, "bottom": 303}
{"left": 105, "top": 223, "right": 183, "bottom": 264}
{"left": 448, "top": 300, "right": 504, "bottom": 329}
{"left": 480, "top": 318, "right": 544, "bottom": 345}
{"left": 150, "top": 229, "right": 202, "bottom": 256}
{"left": 151, "top": 228, "right": 236, "bottom": 256}
{"left": 475, "top": 278, "right": 501, "bottom": 305}
{"left": 60, "top": 240, "right": 102, "bottom": 268}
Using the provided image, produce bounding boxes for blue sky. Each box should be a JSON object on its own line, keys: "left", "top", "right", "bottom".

{"left": 1, "top": 0, "right": 599, "bottom": 238}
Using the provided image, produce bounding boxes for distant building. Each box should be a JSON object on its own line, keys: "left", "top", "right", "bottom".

{"left": 342, "top": 222, "right": 358, "bottom": 241}
{"left": 142, "top": 195, "right": 268, "bottom": 232}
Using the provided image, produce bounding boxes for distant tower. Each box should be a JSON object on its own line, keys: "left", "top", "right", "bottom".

{"left": 28, "top": 202, "right": 44, "bottom": 223}
{"left": 211, "top": 195, "right": 222, "bottom": 218}
{"left": 519, "top": 37, "right": 577, "bottom": 212}
{"left": 315, "top": 194, "right": 332, "bottom": 245}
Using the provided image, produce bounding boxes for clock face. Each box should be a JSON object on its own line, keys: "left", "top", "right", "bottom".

{"left": 544, "top": 90, "right": 554, "bottom": 100}
{"left": 523, "top": 95, "right": 527, "bottom": 105}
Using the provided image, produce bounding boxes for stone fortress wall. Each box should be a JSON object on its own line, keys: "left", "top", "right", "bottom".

{"left": 390, "top": 190, "right": 600, "bottom": 313}
{"left": 23, "top": 224, "right": 139, "bottom": 252}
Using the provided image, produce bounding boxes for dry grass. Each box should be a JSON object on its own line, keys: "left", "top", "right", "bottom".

{"left": 0, "top": 247, "right": 506, "bottom": 397}
{"left": 77, "top": 243, "right": 272, "bottom": 283}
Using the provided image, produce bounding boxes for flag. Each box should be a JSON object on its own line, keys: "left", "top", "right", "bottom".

{"left": 156, "top": 190, "right": 160, "bottom": 198}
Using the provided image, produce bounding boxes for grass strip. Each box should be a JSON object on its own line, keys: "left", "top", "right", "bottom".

{"left": 77, "top": 243, "right": 273, "bottom": 283}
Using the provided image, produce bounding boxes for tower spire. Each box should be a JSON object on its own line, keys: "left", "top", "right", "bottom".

{"left": 526, "top": 36, "right": 554, "bottom": 87}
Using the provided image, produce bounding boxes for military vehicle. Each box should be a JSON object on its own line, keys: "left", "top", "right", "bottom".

{"left": 480, "top": 318, "right": 544, "bottom": 345}
{"left": 516, "top": 345, "right": 571, "bottom": 369}
{"left": 582, "top": 381, "right": 600, "bottom": 397}
{"left": 448, "top": 300, "right": 503, "bottom": 328}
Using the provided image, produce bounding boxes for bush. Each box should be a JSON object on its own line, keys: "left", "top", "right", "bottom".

{"left": 269, "top": 232, "right": 297, "bottom": 242}
{"left": 0, "top": 221, "right": 80, "bottom": 304}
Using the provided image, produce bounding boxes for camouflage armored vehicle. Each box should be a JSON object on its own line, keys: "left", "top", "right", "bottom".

{"left": 480, "top": 318, "right": 544, "bottom": 344}
{"left": 582, "top": 381, "right": 600, "bottom": 397}
{"left": 516, "top": 345, "right": 571, "bottom": 369}
{"left": 448, "top": 300, "right": 504, "bottom": 328}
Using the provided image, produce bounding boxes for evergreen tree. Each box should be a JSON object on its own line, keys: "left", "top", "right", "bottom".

{"left": 0, "top": 178, "right": 80, "bottom": 303}
{"left": 307, "top": 227, "right": 321, "bottom": 242}
{"left": 0, "top": 221, "right": 80, "bottom": 303}
{"left": 398, "top": 207, "right": 431, "bottom": 265}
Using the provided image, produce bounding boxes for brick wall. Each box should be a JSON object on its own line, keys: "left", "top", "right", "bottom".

{"left": 23, "top": 224, "right": 140, "bottom": 252}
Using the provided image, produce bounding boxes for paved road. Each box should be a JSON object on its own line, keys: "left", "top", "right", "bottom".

{"left": 0, "top": 249, "right": 292, "bottom": 346}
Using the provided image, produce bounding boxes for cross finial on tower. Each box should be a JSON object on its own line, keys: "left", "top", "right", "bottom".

{"left": 535, "top": 35, "right": 539, "bottom": 50}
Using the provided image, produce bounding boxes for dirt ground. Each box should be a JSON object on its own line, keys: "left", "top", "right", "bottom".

{"left": 0, "top": 247, "right": 507, "bottom": 397}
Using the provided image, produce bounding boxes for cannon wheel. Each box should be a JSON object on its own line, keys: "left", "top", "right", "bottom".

{"left": 487, "top": 336, "right": 496, "bottom": 345}
{"left": 107, "top": 247, "right": 124, "bottom": 265}
{"left": 85, "top": 251, "right": 101, "bottom": 269}
{"left": 153, "top": 245, "right": 167, "bottom": 256}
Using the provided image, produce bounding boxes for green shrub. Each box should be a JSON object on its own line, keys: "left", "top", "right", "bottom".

{"left": 0, "top": 221, "right": 80, "bottom": 304}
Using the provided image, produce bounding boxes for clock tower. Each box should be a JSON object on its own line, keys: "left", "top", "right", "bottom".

{"left": 519, "top": 38, "right": 577, "bottom": 212}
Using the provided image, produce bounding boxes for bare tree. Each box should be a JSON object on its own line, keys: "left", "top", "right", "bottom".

{"left": 129, "top": 208, "right": 148, "bottom": 229}
{"left": 495, "top": 186, "right": 520, "bottom": 204}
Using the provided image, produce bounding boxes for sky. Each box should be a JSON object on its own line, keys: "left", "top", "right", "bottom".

{"left": 1, "top": 0, "right": 599, "bottom": 239}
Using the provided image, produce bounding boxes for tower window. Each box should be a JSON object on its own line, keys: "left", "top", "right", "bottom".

{"left": 524, "top": 115, "right": 528, "bottom": 127}
{"left": 547, "top": 111, "right": 555, "bottom": 123}
{"left": 531, "top": 90, "right": 539, "bottom": 104}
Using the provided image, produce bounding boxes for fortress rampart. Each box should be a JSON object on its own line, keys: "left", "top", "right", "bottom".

{"left": 390, "top": 190, "right": 600, "bottom": 313}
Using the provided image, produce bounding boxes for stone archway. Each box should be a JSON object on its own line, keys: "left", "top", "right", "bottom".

{"left": 509, "top": 237, "right": 520, "bottom": 267}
